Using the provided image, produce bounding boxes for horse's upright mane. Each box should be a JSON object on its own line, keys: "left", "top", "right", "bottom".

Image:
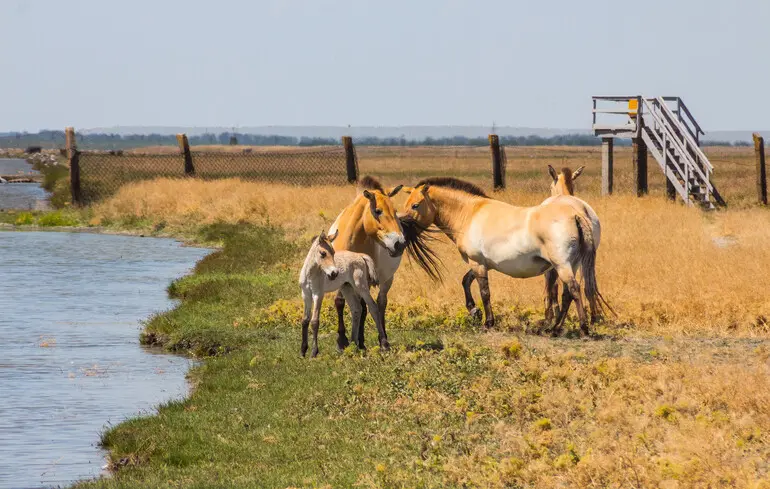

{"left": 358, "top": 175, "right": 385, "bottom": 192}
{"left": 560, "top": 167, "right": 574, "bottom": 195}
{"left": 416, "top": 177, "right": 488, "bottom": 198}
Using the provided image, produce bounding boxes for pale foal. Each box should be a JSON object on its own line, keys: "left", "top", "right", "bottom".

{"left": 298, "top": 230, "right": 382, "bottom": 357}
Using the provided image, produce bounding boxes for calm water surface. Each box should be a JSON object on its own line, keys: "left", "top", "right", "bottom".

{"left": 0, "top": 159, "right": 47, "bottom": 210}
{"left": 0, "top": 231, "right": 209, "bottom": 488}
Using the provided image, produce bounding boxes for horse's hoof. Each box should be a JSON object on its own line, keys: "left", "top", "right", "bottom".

{"left": 311, "top": 349, "right": 319, "bottom": 358}
{"left": 551, "top": 328, "right": 563, "bottom": 338}
{"left": 337, "top": 337, "right": 350, "bottom": 351}
{"left": 380, "top": 340, "right": 391, "bottom": 351}
{"left": 469, "top": 307, "right": 482, "bottom": 321}
{"left": 483, "top": 321, "right": 494, "bottom": 331}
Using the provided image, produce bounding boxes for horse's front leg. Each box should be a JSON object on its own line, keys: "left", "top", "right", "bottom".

{"left": 461, "top": 269, "right": 481, "bottom": 321}
{"left": 361, "top": 293, "right": 387, "bottom": 351}
{"left": 375, "top": 277, "right": 394, "bottom": 350}
{"left": 310, "top": 293, "right": 323, "bottom": 358}
{"left": 340, "top": 285, "right": 364, "bottom": 350}
{"left": 300, "top": 289, "right": 312, "bottom": 357}
{"left": 471, "top": 263, "right": 494, "bottom": 329}
{"left": 334, "top": 290, "right": 349, "bottom": 351}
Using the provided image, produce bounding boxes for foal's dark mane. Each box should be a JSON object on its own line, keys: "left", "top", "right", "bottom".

{"left": 416, "top": 177, "right": 488, "bottom": 198}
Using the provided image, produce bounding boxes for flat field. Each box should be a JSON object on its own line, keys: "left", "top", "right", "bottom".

{"left": 72, "top": 145, "right": 770, "bottom": 488}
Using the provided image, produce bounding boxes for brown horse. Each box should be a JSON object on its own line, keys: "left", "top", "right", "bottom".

{"left": 328, "top": 176, "right": 441, "bottom": 351}
{"left": 401, "top": 176, "right": 607, "bottom": 336}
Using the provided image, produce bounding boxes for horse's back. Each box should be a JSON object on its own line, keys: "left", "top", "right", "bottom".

{"left": 536, "top": 195, "right": 601, "bottom": 249}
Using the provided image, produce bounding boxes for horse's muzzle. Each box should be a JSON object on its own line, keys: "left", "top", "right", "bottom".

{"left": 327, "top": 270, "right": 339, "bottom": 280}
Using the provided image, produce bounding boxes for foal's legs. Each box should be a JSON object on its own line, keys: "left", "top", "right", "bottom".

{"left": 334, "top": 291, "right": 349, "bottom": 351}
{"left": 310, "top": 293, "right": 323, "bottom": 358}
{"left": 300, "top": 289, "right": 312, "bottom": 357}
{"left": 462, "top": 269, "right": 482, "bottom": 320}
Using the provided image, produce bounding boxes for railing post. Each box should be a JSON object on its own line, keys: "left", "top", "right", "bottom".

{"left": 601, "top": 137, "right": 613, "bottom": 196}
{"left": 342, "top": 136, "right": 358, "bottom": 183}
{"left": 176, "top": 133, "right": 194, "bottom": 176}
{"left": 632, "top": 136, "right": 648, "bottom": 196}
{"left": 489, "top": 134, "right": 504, "bottom": 190}
{"left": 65, "top": 126, "right": 82, "bottom": 206}
{"left": 754, "top": 133, "right": 767, "bottom": 205}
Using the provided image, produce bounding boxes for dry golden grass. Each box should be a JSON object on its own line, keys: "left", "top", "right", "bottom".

{"left": 85, "top": 146, "right": 770, "bottom": 487}
{"left": 93, "top": 146, "right": 770, "bottom": 337}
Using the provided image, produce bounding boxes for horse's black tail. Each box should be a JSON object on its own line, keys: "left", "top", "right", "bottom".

{"left": 399, "top": 216, "right": 444, "bottom": 282}
{"left": 575, "top": 215, "right": 615, "bottom": 318}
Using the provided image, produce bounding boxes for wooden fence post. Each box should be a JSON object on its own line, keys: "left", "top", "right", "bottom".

{"left": 632, "top": 137, "right": 648, "bottom": 196}
{"left": 65, "top": 127, "right": 82, "bottom": 206}
{"left": 489, "top": 134, "right": 505, "bottom": 190}
{"left": 601, "top": 137, "right": 613, "bottom": 195}
{"left": 342, "top": 136, "right": 358, "bottom": 183}
{"left": 754, "top": 133, "right": 767, "bottom": 205}
{"left": 176, "top": 133, "right": 194, "bottom": 176}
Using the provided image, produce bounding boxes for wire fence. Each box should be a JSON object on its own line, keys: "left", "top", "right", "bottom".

{"left": 74, "top": 146, "right": 355, "bottom": 204}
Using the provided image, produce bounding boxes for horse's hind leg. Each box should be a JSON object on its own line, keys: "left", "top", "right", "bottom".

{"left": 552, "top": 265, "right": 588, "bottom": 336}
{"left": 334, "top": 291, "right": 349, "bottom": 351}
{"left": 551, "top": 283, "right": 573, "bottom": 337}
{"left": 543, "top": 268, "right": 560, "bottom": 326}
{"left": 462, "top": 269, "right": 481, "bottom": 320}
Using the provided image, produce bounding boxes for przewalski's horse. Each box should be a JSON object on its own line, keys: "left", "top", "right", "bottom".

{"left": 299, "top": 230, "right": 381, "bottom": 358}
{"left": 328, "top": 176, "right": 404, "bottom": 351}
{"left": 401, "top": 177, "right": 608, "bottom": 336}
{"left": 543, "top": 165, "right": 585, "bottom": 323}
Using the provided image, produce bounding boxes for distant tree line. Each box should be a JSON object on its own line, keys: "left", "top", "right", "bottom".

{"left": 0, "top": 130, "right": 753, "bottom": 150}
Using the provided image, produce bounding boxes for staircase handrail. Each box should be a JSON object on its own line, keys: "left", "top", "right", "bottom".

{"left": 641, "top": 98, "right": 714, "bottom": 193}
{"left": 655, "top": 97, "right": 714, "bottom": 172}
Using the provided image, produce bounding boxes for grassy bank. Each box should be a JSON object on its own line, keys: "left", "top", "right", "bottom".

{"left": 67, "top": 221, "right": 770, "bottom": 489}
{"left": 6, "top": 145, "right": 770, "bottom": 486}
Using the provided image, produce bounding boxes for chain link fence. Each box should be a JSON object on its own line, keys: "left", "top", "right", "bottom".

{"left": 75, "top": 146, "right": 353, "bottom": 204}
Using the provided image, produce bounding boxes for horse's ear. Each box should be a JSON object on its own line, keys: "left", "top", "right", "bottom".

{"left": 420, "top": 184, "right": 430, "bottom": 195}
{"left": 548, "top": 165, "right": 558, "bottom": 182}
{"left": 319, "top": 229, "right": 326, "bottom": 241}
{"left": 362, "top": 189, "right": 375, "bottom": 201}
{"left": 572, "top": 166, "right": 585, "bottom": 180}
{"left": 401, "top": 186, "right": 416, "bottom": 194}
{"left": 327, "top": 229, "right": 339, "bottom": 243}
{"left": 388, "top": 185, "right": 404, "bottom": 197}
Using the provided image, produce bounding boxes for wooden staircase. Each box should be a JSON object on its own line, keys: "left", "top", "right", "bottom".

{"left": 592, "top": 96, "right": 725, "bottom": 209}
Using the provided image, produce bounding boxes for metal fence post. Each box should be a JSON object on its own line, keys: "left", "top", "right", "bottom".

{"left": 65, "top": 127, "right": 82, "bottom": 205}
{"left": 176, "top": 133, "right": 194, "bottom": 176}
{"left": 632, "top": 135, "right": 648, "bottom": 196}
{"left": 489, "top": 134, "right": 504, "bottom": 190}
{"left": 754, "top": 133, "right": 767, "bottom": 205}
{"left": 342, "top": 136, "right": 358, "bottom": 183}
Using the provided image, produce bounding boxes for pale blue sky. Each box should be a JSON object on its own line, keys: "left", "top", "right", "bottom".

{"left": 1, "top": 0, "right": 768, "bottom": 132}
